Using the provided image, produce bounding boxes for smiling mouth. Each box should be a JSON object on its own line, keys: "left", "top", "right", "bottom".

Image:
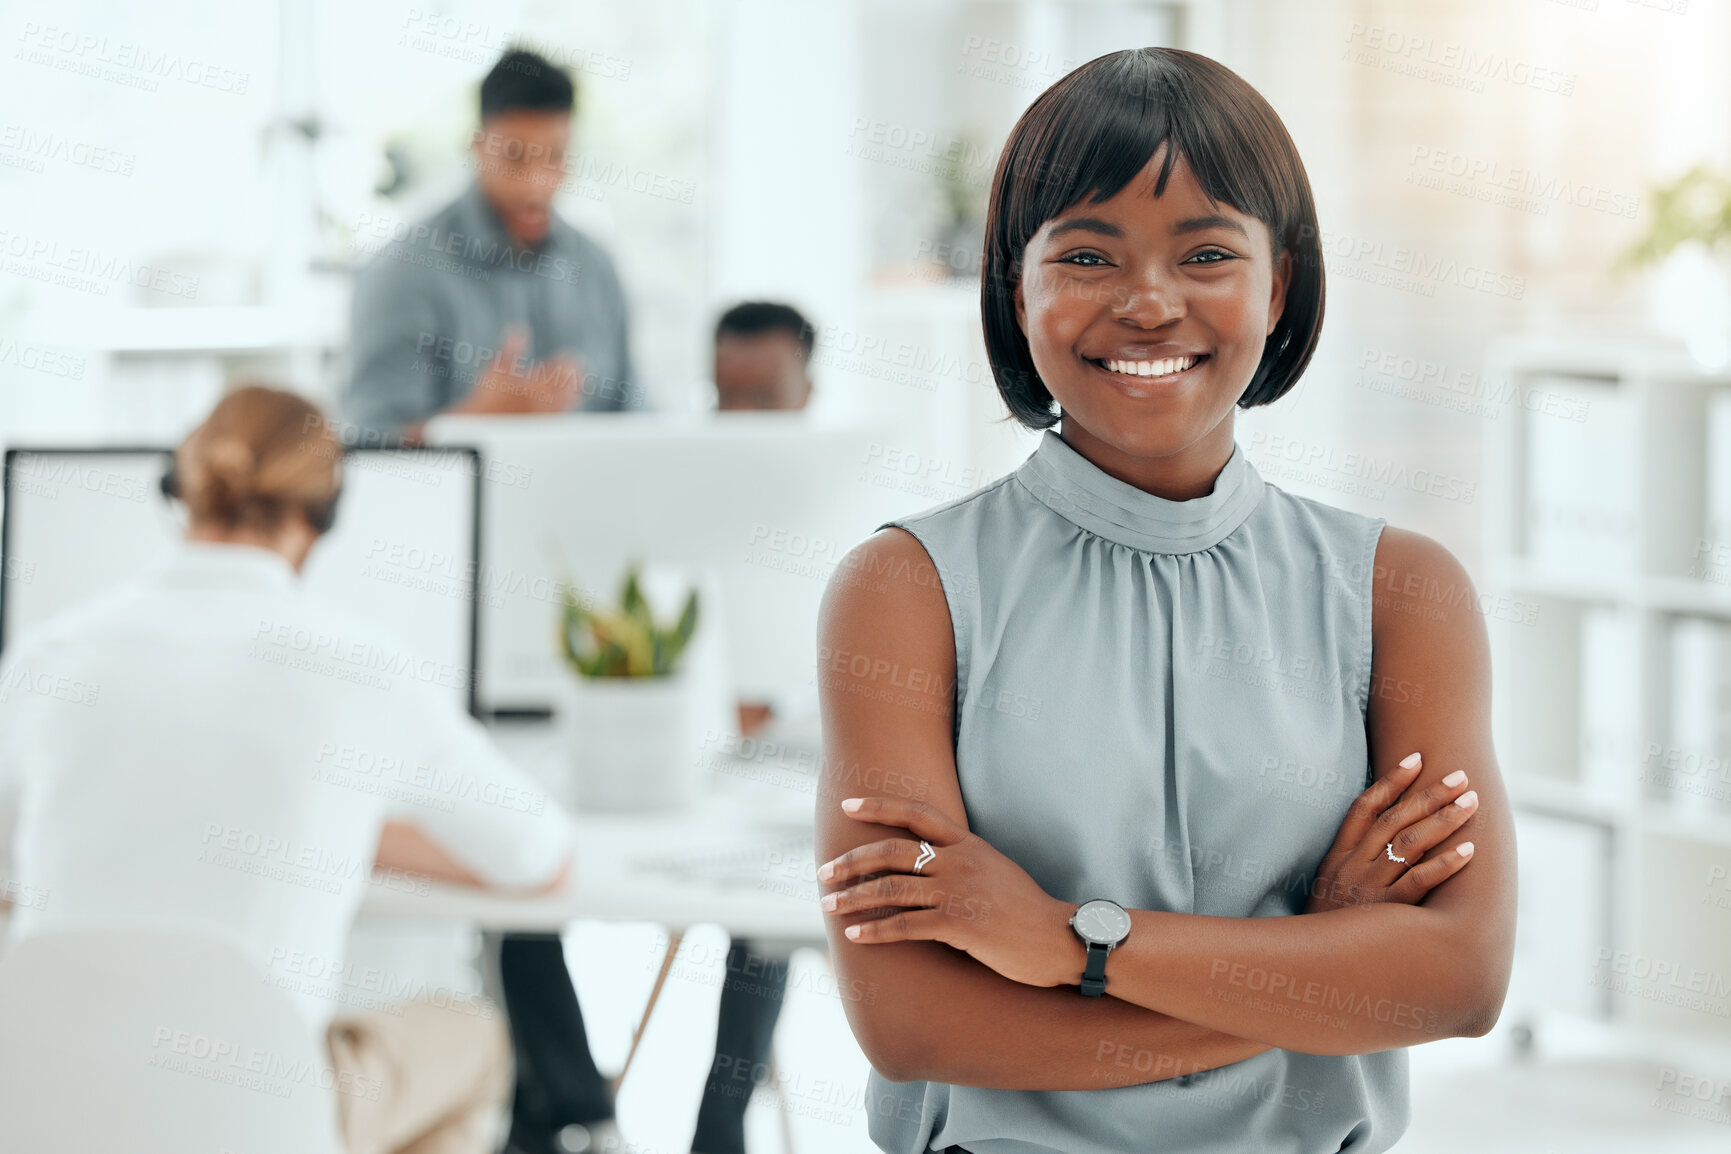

{"left": 1086, "top": 354, "right": 1209, "bottom": 382}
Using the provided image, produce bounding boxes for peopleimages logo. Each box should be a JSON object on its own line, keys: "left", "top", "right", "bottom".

{"left": 0, "top": 228, "right": 200, "bottom": 299}
{"left": 249, "top": 620, "right": 476, "bottom": 694}
{"left": 1341, "top": 22, "right": 1576, "bottom": 96}
{"left": 395, "top": 11, "right": 632, "bottom": 81}
{"left": 1297, "top": 225, "right": 1525, "bottom": 300}
{"left": 1246, "top": 431, "right": 1478, "bottom": 505}
{"left": 1355, "top": 346, "right": 1588, "bottom": 423}
{"left": 14, "top": 22, "right": 252, "bottom": 94}
{"left": 0, "top": 665, "right": 100, "bottom": 707}
{"left": 147, "top": 1027, "right": 381, "bottom": 1101}
{"left": 0, "top": 337, "right": 87, "bottom": 378}
{"left": 1406, "top": 145, "right": 1640, "bottom": 219}
{"left": 351, "top": 212, "right": 582, "bottom": 283}
{"left": 0, "top": 124, "right": 135, "bottom": 176}
{"left": 8, "top": 455, "right": 147, "bottom": 501}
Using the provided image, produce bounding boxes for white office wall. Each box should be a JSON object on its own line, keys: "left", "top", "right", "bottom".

{"left": 706, "top": 0, "right": 869, "bottom": 360}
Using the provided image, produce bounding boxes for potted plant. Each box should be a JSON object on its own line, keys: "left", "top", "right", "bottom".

{"left": 556, "top": 563, "right": 703, "bottom": 811}
{"left": 1621, "top": 165, "right": 1731, "bottom": 368}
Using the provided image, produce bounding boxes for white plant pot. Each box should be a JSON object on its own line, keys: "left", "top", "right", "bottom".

{"left": 1649, "top": 243, "right": 1731, "bottom": 369}
{"left": 560, "top": 671, "right": 703, "bottom": 812}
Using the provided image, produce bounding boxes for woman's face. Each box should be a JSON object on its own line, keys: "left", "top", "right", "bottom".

{"left": 1016, "top": 143, "right": 1291, "bottom": 480}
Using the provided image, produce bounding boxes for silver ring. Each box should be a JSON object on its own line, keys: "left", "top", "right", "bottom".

{"left": 912, "top": 841, "right": 935, "bottom": 875}
{"left": 1385, "top": 842, "right": 1408, "bottom": 865}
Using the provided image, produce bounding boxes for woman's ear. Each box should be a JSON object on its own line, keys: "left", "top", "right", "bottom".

{"left": 1266, "top": 248, "right": 1293, "bottom": 337}
{"left": 1014, "top": 278, "right": 1026, "bottom": 332}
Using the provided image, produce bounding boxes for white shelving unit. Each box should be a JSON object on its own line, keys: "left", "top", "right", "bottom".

{"left": 0, "top": 0, "right": 346, "bottom": 447}
{"left": 21, "top": 305, "right": 343, "bottom": 360}
{"left": 9, "top": 298, "right": 349, "bottom": 446}
{"left": 1484, "top": 332, "right": 1731, "bottom": 1064}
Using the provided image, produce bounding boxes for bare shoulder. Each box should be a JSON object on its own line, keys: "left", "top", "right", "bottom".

{"left": 1369, "top": 525, "right": 1490, "bottom": 710}
{"left": 1374, "top": 524, "right": 1472, "bottom": 585}
{"left": 815, "top": 526, "right": 965, "bottom": 839}
{"left": 819, "top": 526, "right": 958, "bottom": 664}
{"left": 1371, "top": 526, "right": 1484, "bottom": 634}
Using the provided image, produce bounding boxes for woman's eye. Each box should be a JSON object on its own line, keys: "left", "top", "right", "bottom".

{"left": 1187, "top": 248, "right": 1236, "bottom": 265}
{"left": 1057, "top": 252, "right": 1109, "bottom": 267}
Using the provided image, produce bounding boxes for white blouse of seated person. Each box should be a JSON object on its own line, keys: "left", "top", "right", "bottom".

{"left": 0, "top": 386, "right": 573, "bottom": 1154}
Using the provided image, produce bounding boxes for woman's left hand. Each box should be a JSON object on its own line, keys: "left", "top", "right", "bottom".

{"left": 818, "top": 796, "right": 1084, "bottom": 989}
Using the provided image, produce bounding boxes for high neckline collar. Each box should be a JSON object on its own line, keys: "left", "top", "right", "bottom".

{"left": 1014, "top": 430, "right": 1264, "bottom": 554}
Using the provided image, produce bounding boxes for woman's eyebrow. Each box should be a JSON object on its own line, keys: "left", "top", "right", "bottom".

{"left": 1048, "top": 217, "right": 1122, "bottom": 240}
{"left": 1172, "top": 214, "right": 1249, "bottom": 239}
{"left": 1047, "top": 214, "right": 1250, "bottom": 241}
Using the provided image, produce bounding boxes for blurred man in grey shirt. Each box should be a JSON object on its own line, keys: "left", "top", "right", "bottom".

{"left": 345, "top": 47, "right": 642, "bottom": 445}
{"left": 343, "top": 47, "right": 641, "bottom": 1154}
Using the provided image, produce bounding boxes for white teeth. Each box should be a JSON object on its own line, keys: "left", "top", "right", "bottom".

{"left": 1102, "top": 356, "right": 1197, "bottom": 377}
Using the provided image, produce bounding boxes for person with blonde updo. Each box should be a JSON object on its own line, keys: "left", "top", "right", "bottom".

{"left": 168, "top": 384, "right": 345, "bottom": 569}
{"left": 0, "top": 385, "right": 576, "bottom": 1154}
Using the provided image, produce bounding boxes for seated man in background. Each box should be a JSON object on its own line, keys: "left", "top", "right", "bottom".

{"left": 345, "top": 46, "right": 643, "bottom": 446}
{"left": 690, "top": 300, "right": 820, "bottom": 1154}
{"left": 496, "top": 302, "right": 823, "bottom": 1154}
{"left": 712, "top": 301, "right": 814, "bottom": 413}
{"left": 0, "top": 386, "right": 575, "bottom": 1154}
{"left": 713, "top": 299, "right": 819, "bottom": 740}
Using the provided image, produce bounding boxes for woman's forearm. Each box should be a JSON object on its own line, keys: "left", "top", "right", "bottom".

{"left": 374, "top": 820, "right": 487, "bottom": 887}
{"left": 1087, "top": 902, "right": 1500, "bottom": 1055}
{"left": 835, "top": 935, "right": 1269, "bottom": 1090}
{"left": 373, "top": 821, "right": 571, "bottom": 895}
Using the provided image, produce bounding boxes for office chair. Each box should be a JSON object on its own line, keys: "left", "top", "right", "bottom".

{"left": 0, "top": 928, "right": 344, "bottom": 1154}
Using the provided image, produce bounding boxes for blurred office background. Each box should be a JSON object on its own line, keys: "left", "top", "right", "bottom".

{"left": 4, "top": 0, "right": 1731, "bottom": 1150}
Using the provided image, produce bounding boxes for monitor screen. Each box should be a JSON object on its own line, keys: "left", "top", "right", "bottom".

{"left": 0, "top": 447, "right": 482, "bottom": 716}
{"left": 424, "top": 413, "right": 935, "bottom": 715}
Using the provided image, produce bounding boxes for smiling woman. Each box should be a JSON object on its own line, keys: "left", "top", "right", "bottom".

{"left": 815, "top": 46, "right": 1514, "bottom": 1154}
{"left": 983, "top": 48, "right": 1324, "bottom": 422}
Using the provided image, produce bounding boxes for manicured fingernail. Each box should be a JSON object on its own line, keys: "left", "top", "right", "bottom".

{"left": 1441, "top": 770, "right": 1467, "bottom": 787}
{"left": 817, "top": 862, "right": 835, "bottom": 881}
{"left": 1399, "top": 752, "right": 1422, "bottom": 769}
{"left": 844, "top": 924, "right": 862, "bottom": 940}
{"left": 1457, "top": 841, "right": 1474, "bottom": 858}
{"left": 1454, "top": 790, "right": 1478, "bottom": 809}
{"left": 841, "top": 798, "right": 863, "bottom": 812}
{"left": 819, "top": 893, "right": 838, "bottom": 911}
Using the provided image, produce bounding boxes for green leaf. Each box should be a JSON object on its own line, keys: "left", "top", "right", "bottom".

{"left": 557, "top": 562, "right": 703, "bottom": 679}
{"left": 659, "top": 590, "right": 700, "bottom": 673}
{"left": 1620, "top": 164, "right": 1731, "bottom": 273}
{"left": 674, "top": 590, "right": 700, "bottom": 648}
{"left": 621, "top": 566, "right": 653, "bottom": 630}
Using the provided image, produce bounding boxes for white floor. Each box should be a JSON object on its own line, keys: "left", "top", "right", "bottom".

{"left": 4, "top": 911, "right": 1724, "bottom": 1151}
{"left": 1401, "top": 1028, "right": 1731, "bottom": 1154}
{"left": 562, "top": 923, "right": 1731, "bottom": 1154}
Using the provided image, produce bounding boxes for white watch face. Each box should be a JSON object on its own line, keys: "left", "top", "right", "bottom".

{"left": 1074, "top": 900, "right": 1130, "bottom": 945}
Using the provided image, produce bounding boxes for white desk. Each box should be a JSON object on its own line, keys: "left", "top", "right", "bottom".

{"left": 357, "top": 719, "right": 830, "bottom": 1095}
{"left": 358, "top": 786, "right": 825, "bottom": 943}
{"left": 357, "top": 718, "right": 828, "bottom": 943}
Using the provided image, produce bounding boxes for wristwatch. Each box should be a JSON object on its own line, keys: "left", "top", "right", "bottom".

{"left": 1069, "top": 898, "right": 1132, "bottom": 997}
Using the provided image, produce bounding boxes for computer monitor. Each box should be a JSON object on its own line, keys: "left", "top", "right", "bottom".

{"left": 0, "top": 447, "right": 483, "bottom": 716}
{"left": 423, "top": 413, "right": 933, "bottom": 715}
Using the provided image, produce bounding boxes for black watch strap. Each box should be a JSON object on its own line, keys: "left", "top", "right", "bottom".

{"left": 1080, "top": 941, "right": 1111, "bottom": 997}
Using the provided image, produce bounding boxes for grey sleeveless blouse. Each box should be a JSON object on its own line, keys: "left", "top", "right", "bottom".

{"left": 866, "top": 430, "right": 1406, "bottom": 1154}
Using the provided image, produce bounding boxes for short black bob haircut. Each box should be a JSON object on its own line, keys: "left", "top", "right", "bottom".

{"left": 480, "top": 48, "right": 576, "bottom": 122}
{"left": 716, "top": 301, "right": 816, "bottom": 362}
{"left": 981, "top": 47, "right": 1324, "bottom": 429}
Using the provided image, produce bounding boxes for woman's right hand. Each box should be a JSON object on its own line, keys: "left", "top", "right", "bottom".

{"left": 1305, "top": 752, "right": 1478, "bottom": 913}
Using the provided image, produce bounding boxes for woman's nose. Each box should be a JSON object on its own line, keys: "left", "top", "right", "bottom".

{"left": 1110, "top": 267, "right": 1184, "bottom": 328}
